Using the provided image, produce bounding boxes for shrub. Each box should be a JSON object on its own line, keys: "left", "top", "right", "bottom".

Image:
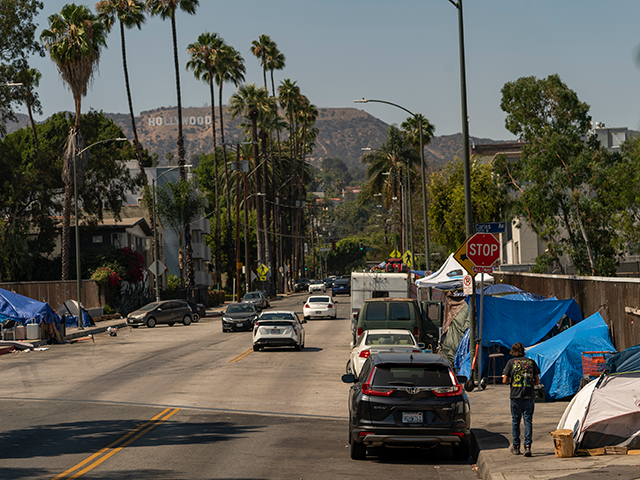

{"left": 208, "top": 289, "right": 226, "bottom": 306}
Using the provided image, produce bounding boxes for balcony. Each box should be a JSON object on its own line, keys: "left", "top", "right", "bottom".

{"left": 192, "top": 242, "right": 211, "bottom": 261}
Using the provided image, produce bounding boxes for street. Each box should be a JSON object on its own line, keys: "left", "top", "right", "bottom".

{"left": 0, "top": 293, "right": 479, "bottom": 479}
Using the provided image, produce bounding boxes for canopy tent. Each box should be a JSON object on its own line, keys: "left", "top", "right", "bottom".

{"left": 526, "top": 312, "right": 615, "bottom": 400}
{"left": 452, "top": 292, "right": 583, "bottom": 379}
{"left": 416, "top": 254, "right": 494, "bottom": 290}
{"left": 557, "top": 371, "right": 640, "bottom": 451}
{"left": 0, "top": 288, "right": 61, "bottom": 327}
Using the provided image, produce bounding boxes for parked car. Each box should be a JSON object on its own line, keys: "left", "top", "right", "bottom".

{"left": 303, "top": 295, "right": 336, "bottom": 320}
{"left": 323, "top": 278, "right": 335, "bottom": 288}
{"left": 259, "top": 290, "right": 271, "bottom": 308}
{"left": 252, "top": 311, "right": 306, "bottom": 351}
{"left": 347, "top": 329, "right": 422, "bottom": 377}
{"left": 354, "top": 297, "right": 422, "bottom": 344}
{"left": 127, "top": 300, "right": 193, "bottom": 328}
{"left": 332, "top": 278, "right": 351, "bottom": 296}
{"left": 342, "top": 352, "right": 470, "bottom": 460}
{"left": 308, "top": 280, "right": 326, "bottom": 293}
{"left": 187, "top": 301, "right": 206, "bottom": 322}
{"left": 294, "top": 278, "right": 310, "bottom": 292}
{"left": 222, "top": 303, "right": 259, "bottom": 332}
{"left": 242, "top": 291, "right": 267, "bottom": 310}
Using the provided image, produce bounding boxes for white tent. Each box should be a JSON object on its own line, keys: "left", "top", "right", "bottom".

{"left": 557, "top": 372, "right": 640, "bottom": 450}
{"left": 416, "top": 253, "right": 494, "bottom": 289}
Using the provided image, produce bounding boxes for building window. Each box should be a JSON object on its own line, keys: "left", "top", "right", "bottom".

{"left": 92, "top": 235, "right": 103, "bottom": 244}
{"left": 611, "top": 132, "right": 626, "bottom": 148}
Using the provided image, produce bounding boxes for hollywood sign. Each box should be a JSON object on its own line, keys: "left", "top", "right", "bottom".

{"left": 148, "top": 115, "right": 213, "bottom": 127}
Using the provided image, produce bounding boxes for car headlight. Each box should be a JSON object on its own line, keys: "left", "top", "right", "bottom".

{"left": 222, "top": 316, "right": 232, "bottom": 322}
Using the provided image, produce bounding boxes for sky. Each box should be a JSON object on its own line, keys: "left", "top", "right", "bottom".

{"left": 18, "top": 0, "right": 640, "bottom": 141}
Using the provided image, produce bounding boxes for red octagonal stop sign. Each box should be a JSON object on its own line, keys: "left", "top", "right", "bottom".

{"left": 467, "top": 233, "right": 500, "bottom": 267}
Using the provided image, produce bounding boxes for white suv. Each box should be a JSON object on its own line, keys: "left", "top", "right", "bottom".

{"left": 253, "top": 311, "right": 306, "bottom": 351}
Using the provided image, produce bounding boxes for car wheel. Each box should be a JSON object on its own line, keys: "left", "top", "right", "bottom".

{"left": 350, "top": 439, "right": 366, "bottom": 460}
{"left": 192, "top": 313, "right": 200, "bottom": 323}
{"left": 146, "top": 317, "right": 156, "bottom": 328}
{"left": 452, "top": 439, "right": 470, "bottom": 461}
{"left": 253, "top": 345, "right": 260, "bottom": 352}
{"left": 168, "top": 322, "right": 175, "bottom": 327}
{"left": 294, "top": 342, "right": 301, "bottom": 351}
{"left": 182, "top": 315, "right": 192, "bottom": 326}
{"left": 131, "top": 325, "right": 139, "bottom": 329}
{"left": 304, "top": 316, "right": 309, "bottom": 321}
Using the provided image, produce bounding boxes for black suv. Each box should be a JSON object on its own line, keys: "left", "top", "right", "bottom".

{"left": 294, "top": 278, "right": 310, "bottom": 292}
{"left": 342, "top": 352, "right": 470, "bottom": 460}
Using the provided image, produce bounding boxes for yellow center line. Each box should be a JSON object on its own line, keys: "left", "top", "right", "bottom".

{"left": 52, "top": 408, "right": 180, "bottom": 480}
{"left": 229, "top": 348, "right": 253, "bottom": 363}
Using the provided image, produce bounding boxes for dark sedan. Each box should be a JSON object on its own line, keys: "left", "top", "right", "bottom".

{"left": 242, "top": 291, "right": 267, "bottom": 310}
{"left": 342, "top": 352, "right": 470, "bottom": 461}
{"left": 222, "top": 303, "right": 259, "bottom": 332}
{"left": 332, "top": 278, "right": 351, "bottom": 296}
{"left": 294, "top": 278, "right": 310, "bottom": 293}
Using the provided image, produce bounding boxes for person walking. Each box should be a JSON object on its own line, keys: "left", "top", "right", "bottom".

{"left": 502, "top": 342, "right": 540, "bottom": 457}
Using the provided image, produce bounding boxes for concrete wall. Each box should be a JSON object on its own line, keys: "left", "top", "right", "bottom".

{"left": 493, "top": 271, "right": 640, "bottom": 352}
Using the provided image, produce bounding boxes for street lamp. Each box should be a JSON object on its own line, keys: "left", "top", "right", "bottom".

{"left": 151, "top": 164, "right": 193, "bottom": 302}
{"left": 355, "top": 98, "right": 429, "bottom": 271}
{"left": 74, "top": 137, "right": 128, "bottom": 328}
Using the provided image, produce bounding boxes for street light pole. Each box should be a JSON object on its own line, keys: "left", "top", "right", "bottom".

{"left": 74, "top": 138, "right": 128, "bottom": 328}
{"left": 354, "top": 98, "right": 428, "bottom": 271}
{"left": 152, "top": 164, "right": 193, "bottom": 302}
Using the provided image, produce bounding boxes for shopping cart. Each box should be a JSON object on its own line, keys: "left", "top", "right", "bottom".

{"left": 581, "top": 351, "right": 613, "bottom": 378}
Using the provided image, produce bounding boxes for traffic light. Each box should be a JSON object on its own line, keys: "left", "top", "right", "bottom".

{"left": 359, "top": 242, "right": 364, "bottom": 251}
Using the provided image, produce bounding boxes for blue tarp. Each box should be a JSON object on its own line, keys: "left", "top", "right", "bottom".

{"left": 526, "top": 312, "right": 615, "bottom": 400}
{"left": 64, "top": 310, "right": 92, "bottom": 328}
{"left": 0, "top": 288, "right": 61, "bottom": 327}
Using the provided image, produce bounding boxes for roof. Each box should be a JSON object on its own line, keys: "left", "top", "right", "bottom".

{"left": 363, "top": 297, "right": 415, "bottom": 303}
{"left": 363, "top": 329, "right": 417, "bottom": 336}
{"left": 370, "top": 352, "right": 451, "bottom": 366}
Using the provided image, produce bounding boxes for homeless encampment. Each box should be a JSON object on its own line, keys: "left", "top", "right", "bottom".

{"left": 0, "top": 288, "right": 61, "bottom": 327}
{"left": 526, "top": 312, "right": 615, "bottom": 401}
{"left": 557, "top": 369, "right": 640, "bottom": 450}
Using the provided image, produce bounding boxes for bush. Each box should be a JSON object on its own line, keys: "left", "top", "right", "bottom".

{"left": 208, "top": 289, "right": 226, "bottom": 306}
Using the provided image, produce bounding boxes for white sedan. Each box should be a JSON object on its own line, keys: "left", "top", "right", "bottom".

{"left": 303, "top": 295, "right": 336, "bottom": 320}
{"left": 346, "top": 329, "right": 422, "bottom": 376}
{"left": 308, "top": 281, "right": 326, "bottom": 293}
{"left": 253, "top": 311, "right": 306, "bottom": 351}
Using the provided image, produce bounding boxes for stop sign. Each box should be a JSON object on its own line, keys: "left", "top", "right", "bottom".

{"left": 467, "top": 233, "right": 500, "bottom": 267}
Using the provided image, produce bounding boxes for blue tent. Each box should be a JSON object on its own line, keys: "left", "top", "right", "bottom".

{"left": 526, "top": 312, "right": 615, "bottom": 400}
{"left": 0, "top": 288, "right": 61, "bottom": 327}
{"left": 606, "top": 345, "right": 640, "bottom": 374}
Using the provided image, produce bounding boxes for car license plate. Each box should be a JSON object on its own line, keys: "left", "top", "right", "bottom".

{"left": 402, "top": 412, "right": 423, "bottom": 423}
{"left": 271, "top": 329, "right": 281, "bottom": 334}
{"left": 316, "top": 311, "right": 322, "bottom": 314}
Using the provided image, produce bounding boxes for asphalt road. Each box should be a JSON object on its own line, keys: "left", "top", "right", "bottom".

{"left": 0, "top": 293, "right": 479, "bottom": 479}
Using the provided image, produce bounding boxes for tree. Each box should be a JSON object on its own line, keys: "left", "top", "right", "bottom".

{"left": 429, "top": 157, "right": 507, "bottom": 253}
{"left": 95, "top": 0, "right": 147, "bottom": 179}
{"left": 40, "top": 3, "right": 108, "bottom": 281}
{"left": 13, "top": 67, "right": 42, "bottom": 157}
{"left": 251, "top": 34, "right": 273, "bottom": 90}
{"left": 497, "top": 74, "right": 638, "bottom": 276}
{"left": 0, "top": 0, "right": 44, "bottom": 137}
{"left": 147, "top": 0, "right": 198, "bottom": 285}
{"left": 155, "top": 178, "right": 206, "bottom": 286}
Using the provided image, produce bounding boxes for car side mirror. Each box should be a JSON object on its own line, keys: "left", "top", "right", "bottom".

{"left": 418, "top": 342, "right": 425, "bottom": 349}
{"left": 349, "top": 341, "right": 355, "bottom": 348}
{"left": 342, "top": 373, "right": 356, "bottom": 383}
{"left": 456, "top": 375, "right": 468, "bottom": 384}
{"left": 302, "top": 319, "right": 307, "bottom": 324}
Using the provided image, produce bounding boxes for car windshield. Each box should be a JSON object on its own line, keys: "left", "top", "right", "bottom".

{"left": 260, "top": 313, "right": 294, "bottom": 321}
{"left": 365, "top": 333, "right": 415, "bottom": 346}
{"left": 373, "top": 364, "right": 453, "bottom": 387}
{"left": 227, "top": 304, "right": 255, "bottom": 313}
{"left": 335, "top": 280, "right": 349, "bottom": 285}
{"left": 244, "top": 293, "right": 260, "bottom": 299}
{"left": 308, "top": 296, "right": 330, "bottom": 303}
{"left": 138, "top": 302, "right": 160, "bottom": 312}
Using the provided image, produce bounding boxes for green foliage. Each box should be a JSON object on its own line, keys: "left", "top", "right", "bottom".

{"left": 429, "top": 157, "right": 508, "bottom": 253}
{"left": 167, "top": 274, "right": 181, "bottom": 290}
{"left": 497, "top": 73, "right": 640, "bottom": 276}
{"left": 207, "top": 289, "right": 226, "bottom": 306}
{"left": 325, "top": 237, "right": 367, "bottom": 274}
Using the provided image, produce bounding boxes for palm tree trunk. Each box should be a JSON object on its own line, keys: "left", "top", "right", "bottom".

{"left": 219, "top": 87, "right": 234, "bottom": 287}
{"left": 260, "top": 130, "right": 273, "bottom": 294}
{"left": 251, "top": 115, "right": 264, "bottom": 285}
{"left": 207, "top": 75, "right": 221, "bottom": 286}
{"left": 61, "top": 183, "right": 73, "bottom": 280}
{"left": 26, "top": 100, "right": 39, "bottom": 157}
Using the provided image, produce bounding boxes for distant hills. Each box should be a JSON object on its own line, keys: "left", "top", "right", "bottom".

{"left": 6, "top": 106, "right": 508, "bottom": 171}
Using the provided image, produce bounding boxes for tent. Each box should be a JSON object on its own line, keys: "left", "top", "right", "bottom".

{"left": 57, "top": 300, "right": 93, "bottom": 328}
{"left": 557, "top": 371, "right": 640, "bottom": 450}
{"left": 416, "top": 253, "right": 494, "bottom": 290}
{"left": 526, "top": 312, "right": 615, "bottom": 400}
{"left": 606, "top": 345, "right": 640, "bottom": 374}
{"left": 0, "top": 288, "right": 61, "bottom": 327}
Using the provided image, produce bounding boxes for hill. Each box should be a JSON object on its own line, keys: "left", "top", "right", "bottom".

{"left": 6, "top": 107, "right": 508, "bottom": 171}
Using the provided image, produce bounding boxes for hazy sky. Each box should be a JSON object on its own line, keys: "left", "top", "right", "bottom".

{"left": 20, "top": 0, "right": 640, "bottom": 141}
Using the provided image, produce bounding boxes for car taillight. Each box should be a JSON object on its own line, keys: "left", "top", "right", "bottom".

{"left": 359, "top": 349, "right": 371, "bottom": 358}
{"left": 413, "top": 327, "right": 419, "bottom": 336}
{"left": 304, "top": 304, "right": 310, "bottom": 309}
{"left": 362, "top": 368, "right": 393, "bottom": 396}
{"left": 412, "top": 349, "right": 421, "bottom": 353}
{"left": 254, "top": 322, "right": 259, "bottom": 328}
{"left": 357, "top": 327, "right": 363, "bottom": 336}
{"left": 327, "top": 304, "right": 333, "bottom": 309}
{"left": 291, "top": 321, "right": 297, "bottom": 327}
{"left": 433, "top": 369, "right": 464, "bottom": 397}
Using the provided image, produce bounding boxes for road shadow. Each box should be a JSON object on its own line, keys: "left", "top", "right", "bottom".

{"left": 471, "top": 428, "right": 510, "bottom": 450}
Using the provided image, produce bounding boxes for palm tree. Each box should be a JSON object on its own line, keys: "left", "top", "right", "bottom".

{"left": 228, "top": 84, "right": 272, "bottom": 283}
{"left": 147, "top": 0, "right": 198, "bottom": 286}
{"left": 250, "top": 34, "right": 273, "bottom": 90}
{"left": 40, "top": 3, "right": 107, "bottom": 281}
{"left": 15, "top": 68, "right": 42, "bottom": 157}
{"left": 186, "top": 31, "right": 225, "bottom": 285}
{"left": 96, "top": 0, "right": 147, "bottom": 179}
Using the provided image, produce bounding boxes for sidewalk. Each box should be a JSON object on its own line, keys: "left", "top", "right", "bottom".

{"left": 468, "top": 383, "right": 640, "bottom": 480}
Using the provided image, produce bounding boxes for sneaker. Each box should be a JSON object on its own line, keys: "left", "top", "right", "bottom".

{"left": 510, "top": 445, "right": 521, "bottom": 455}
{"left": 524, "top": 445, "right": 531, "bottom": 457}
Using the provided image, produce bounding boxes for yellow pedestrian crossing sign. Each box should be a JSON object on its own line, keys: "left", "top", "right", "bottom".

{"left": 257, "top": 263, "right": 269, "bottom": 281}
{"left": 389, "top": 249, "right": 401, "bottom": 258}
{"left": 402, "top": 250, "right": 413, "bottom": 268}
